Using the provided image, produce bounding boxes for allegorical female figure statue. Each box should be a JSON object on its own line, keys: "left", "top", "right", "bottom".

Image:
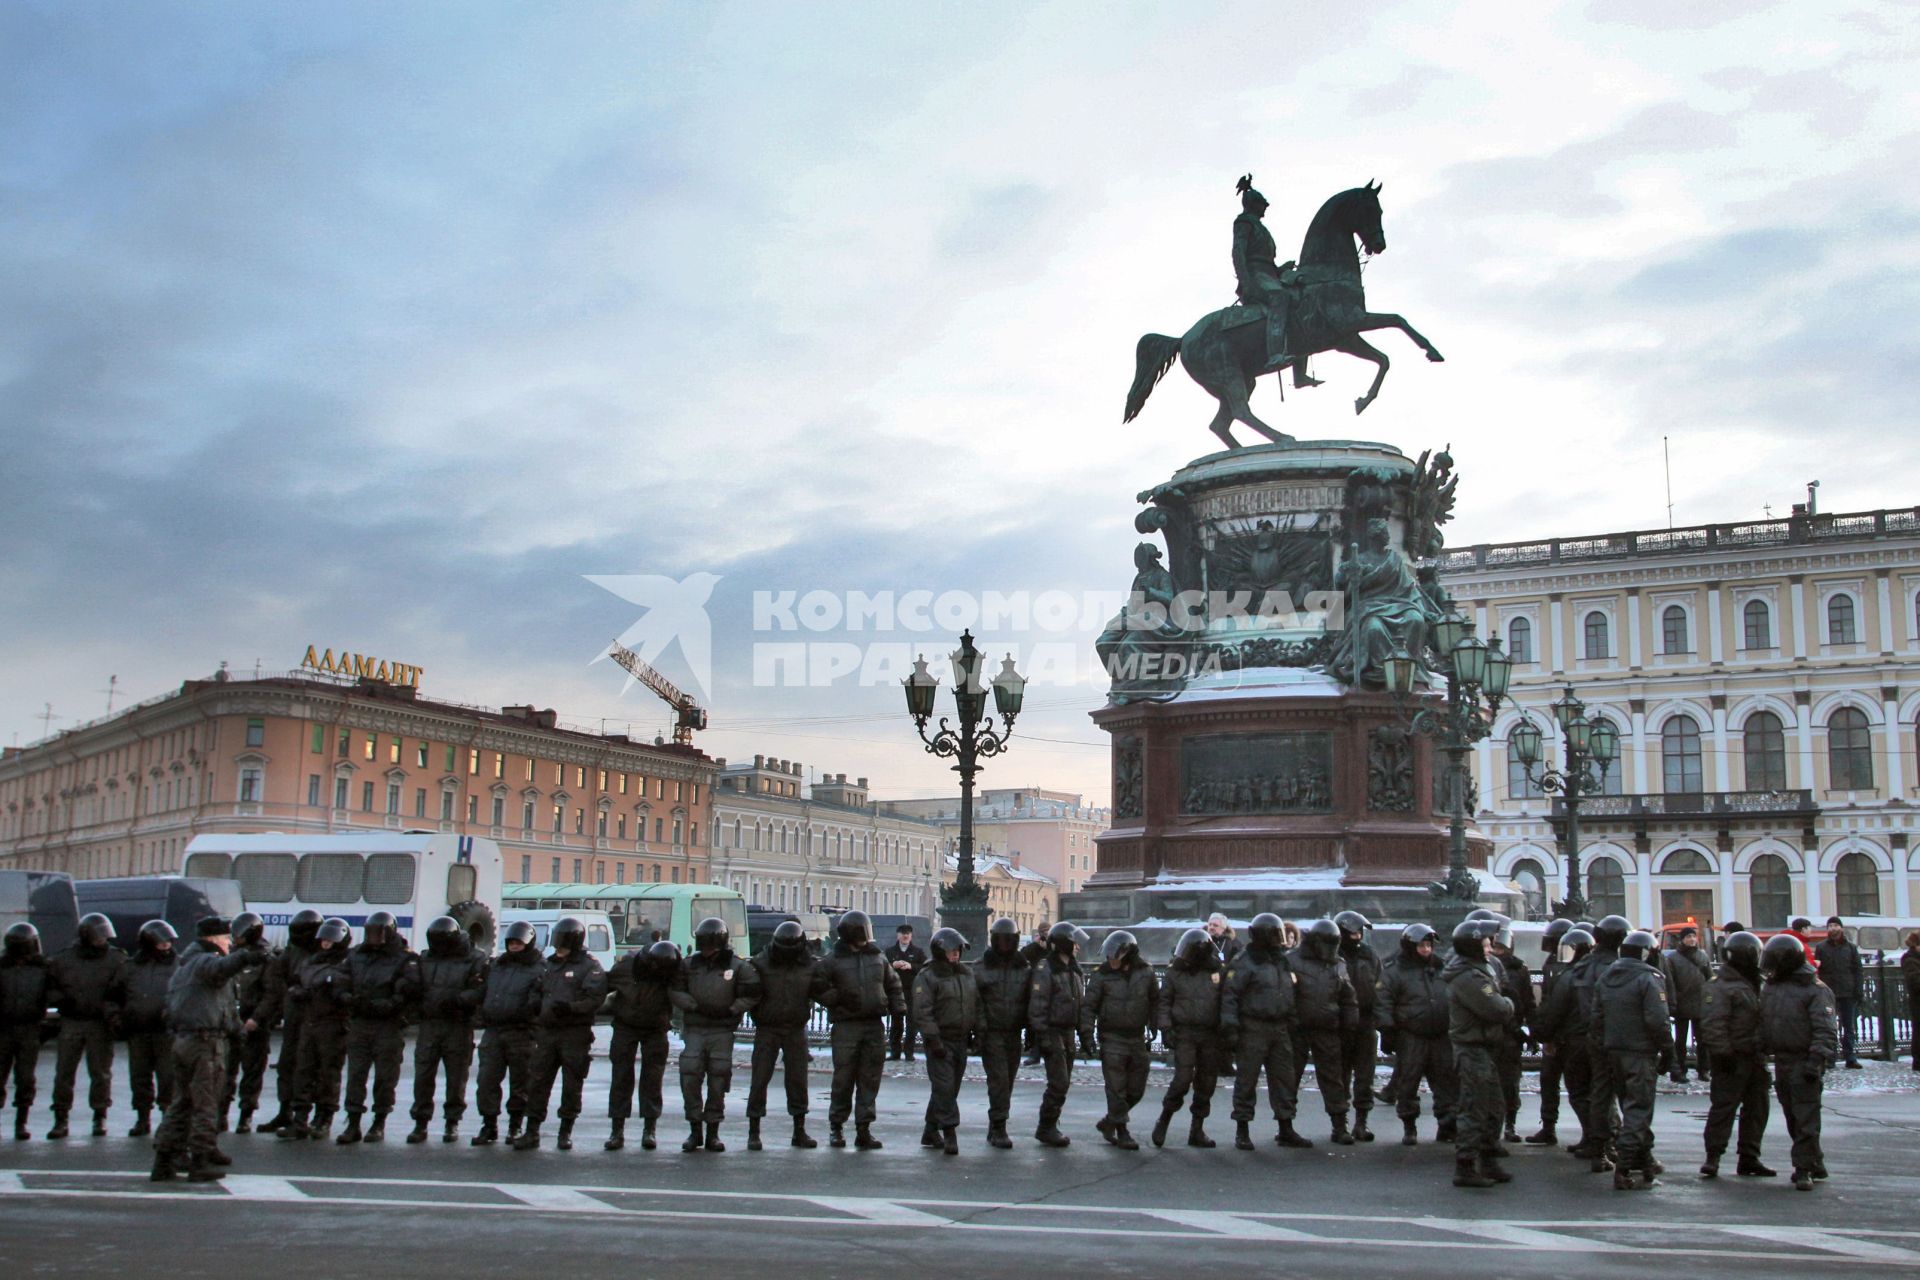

{"left": 1328, "top": 517, "right": 1436, "bottom": 687}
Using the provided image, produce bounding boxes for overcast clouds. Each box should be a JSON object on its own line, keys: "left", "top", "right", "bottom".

{"left": 4, "top": 0, "right": 1917, "bottom": 803}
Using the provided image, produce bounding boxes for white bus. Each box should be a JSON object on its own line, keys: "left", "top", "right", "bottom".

{"left": 183, "top": 832, "right": 501, "bottom": 951}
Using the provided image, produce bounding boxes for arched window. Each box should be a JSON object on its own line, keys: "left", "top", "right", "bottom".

{"left": 1827, "top": 707, "right": 1874, "bottom": 790}
{"left": 1507, "top": 617, "right": 1533, "bottom": 664}
{"left": 1827, "top": 594, "right": 1858, "bottom": 645}
{"left": 1742, "top": 599, "right": 1772, "bottom": 650}
{"left": 1586, "top": 857, "right": 1628, "bottom": 919}
{"left": 1590, "top": 715, "right": 1625, "bottom": 795}
{"left": 1506, "top": 727, "right": 1543, "bottom": 800}
{"left": 1835, "top": 851, "right": 1881, "bottom": 916}
{"left": 1743, "top": 712, "right": 1788, "bottom": 791}
{"left": 1661, "top": 605, "right": 1690, "bottom": 654}
{"left": 1661, "top": 848, "right": 1713, "bottom": 875}
{"left": 1661, "top": 715, "right": 1704, "bottom": 794}
{"left": 1583, "top": 611, "right": 1610, "bottom": 660}
{"left": 1749, "top": 853, "right": 1792, "bottom": 927}
{"left": 1510, "top": 858, "right": 1548, "bottom": 918}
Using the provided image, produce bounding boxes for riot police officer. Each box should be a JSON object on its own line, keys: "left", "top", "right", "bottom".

{"left": 606, "top": 940, "right": 679, "bottom": 1151}
{"left": 974, "top": 916, "right": 1031, "bottom": 1149}
{"left": 1081, "top": 929, "right": 1158, "bottom": 1150}
{"left": 1290, "top": 918, "right": 1358, "bottom": 1144}
{"left": 45, "top": 912, "right": 126, "bottom": 1139}
{"left": 1760, "top": 932, "right": 1839, "bottom": 1189}
{"left": 283, "top": 917, "right": 353, "bottom": 1141}
{"left": 744, "top": 922, "right": 818, "bottom": 1151}
{"left": 670, "top": 916, "right": 760, "bottom": 1153}
{"left": 1598, "top": 929, "right": 1672, "bottom": 1189}
{"left": 1027, "top": 921, "right": 1089, "bottom": 1148}
{"left": 1531, "top": 927, "right": 1596, "bottom": 1155}
{"left": 1334, "top": 911, "right": 1380, "bottom": 1142}
{"left": 251, "top": 907, "right": 323, "bottom": 1134}
{"left": 471, "top": 919, "right": 542, "bottom": 1146}
{"left": 1445, "top": 916, "right": 1514, "bottom": 1188}
{"left": 817, "top": 910, "right": 903, "bottom": 1150}
{"left": 1569, "top": 914, "right": 1630, "bottom": 1169}
{"left": 150, "top": 917, "right": 267, "bottom": 1183}
{"left": 223, "top": 912, "right": 275, "bottom": 1135}
{"left": 339, "top": 910, "right": 418, "bottom": 1144}
{"left": 1377, "top": 922, "right": 1455, "bottom": 1146}
{"left": 1224, "top": 913, "right": 1311, "bottom": 1150}
{"left": 1524, "top": 918, "right": 1574, "bottom": 1146}
{"left": 122, "top": 920, "right": 178, "bottom": 1137}
{"left": 407, "top": 916, "right": 486, "bottom": 1144}
{"left": 1699, "top": 930, "right": 1773, "bottom": 1178}
{"left": 1153, "top": 927, "right": 1226, "bottom": 1148}
{"left": 913, "top": 927, "right": 979, "bottom": 1155}
{"left": 0, "top": 922, "right": 48, "bottom": 1140}
{"left": 516, "top": 916, "right": 609, "bottom": 1151}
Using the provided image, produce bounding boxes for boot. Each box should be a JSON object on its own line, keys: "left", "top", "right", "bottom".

{"left": 1234, "top": 1121, "right": 1254, "bottom": 1151}
{"left": 830, "top": 1124, "right": 846, "bottom": 1149}
{"left": 471, "top": 1117, "right": 498, "bottom": 1146}
{"left": 987, "top": 1120, "right": 1012, "bottom": 1150}
{"left": 47, "top": 1111, "right": 69, "bottom": 1140}
{"left": 258, "top": 1108, "right": 289, "bottom": 1135}
{"left": 280, "top": 1109, "right": 310, "bottom": 1142}
{"left": 922, "top": 1123, "right": 941, "bottom": 1148}
{"left": 682, "top": 1122, "right": 705, "bottom": 1153}
{"left": 364, "top": 1112, "right": 387, "bottom": 1143}
{"left": 150, "top": 1151, "right": 178, "bottom": 1181}
{"left": 187, "top": 1155, "right": 226, "bottom": 1183}
{"left": 309, "top": 1110, "right": 333, "bottom": 1141}
{"left": 1524, "top": 1126, "right": 1557, "bottom": 1146}
{"left": 747, "top": 1117, "right": 763, "bottom": 1152}
{"left": 1401, "top": 1117, "right": 1419, "bottom": 1147}
{"left": 14, "top": 1107, "right": 30, "bottom": 1141}
{"left": 129, "top": 1110, "right": 152, "bottom": 1138}
{"left": 236, "top": 1110, "right": 254, "bottom": 1136}
{"left": 1479, "top": 1154, "right": 1513, "bottom": 1184}
{"left": 1700, "top": 1154, "right": 1720, "bottom": 1178}
{"left": 703, "top": 1123, "right": 724, "bottom": 1153}
{"left": 1330, "top": 1114, "right": 1355, "bottom": 1146}
{"left": 442, "top": 1118, "right": 460, "bottom": 1144}
{"left": 1095, "top": 1116, "right": 1118, "bottom": 1145}
{"left": 641, "top": 1120, "right": 657, "bottom": 1151}
{"left": 512, "top": 1124, "right": 542, "bottom": 1151}
{"left": 1353, "top": 1113, "right": 1374, "bottom": 1143}
{"left": 336, "top": 1114, "right": 364, "bottom": 1145}
{"left": 1812, "top": 1163, "right": 1828, "bottom": 1180}
{"left": 791, "top": 1117, "right": 817, "bottom": 1149}
{"left": 1453, "top": 1156, "right": 1496, "bottom": 1188}
{"left": 1276, "top": 1119, "right": 1314, "bottom": 1149}
{"left": 1613, "top": 1164, "right": 1637, "bottom": 1191}
{"left": 942, "top": 1127, "right": 959, "bottom": 1155}
{"left": 1502, "top": 1122, "right": 1521, "bottom": 1145}
{"left": 557, "top": 1119, "right": 575, "bottom": 1152}
{"left": 1736, "top": 1157, "right": 1777, "bottom": 1177}
{"left": 1114, "top": 1125, "right": 1140, "bottom": 1151}
{"left": 1150, "top": 1104, "right": 1176, "bottom": 1149}
{"left": 507, "top": 1111, "right": 524, "bottom": 1141}
{"left": 1792, "top": 1168, "right": 1814, "bottom": 1190}
{"left": 1187, "top": 1118, "right": 1215, "bottom": 1149}
{"left": 1642, "top": 1154, "right": 1664, "bottom": 1176}
{"left": 205, "top": 1145, "right": 233, "bottom": 1166}
{"left": 855, "top": 1123, "right": 883, "bottom": 1150}
{"left": 605, "top": 1119, "right": 626, "bottom": 1151}
{"left": 1434, "top": 1118, "right": 1456, "bottom": 1143}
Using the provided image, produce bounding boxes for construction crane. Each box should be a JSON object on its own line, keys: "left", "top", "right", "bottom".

{"left": 606, "top": 641, "right": 708, "bottom": 746}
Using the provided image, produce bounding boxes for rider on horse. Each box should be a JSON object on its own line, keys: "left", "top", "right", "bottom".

{"left": 1232, "top": 176, "right": 1317, "bottom": 387}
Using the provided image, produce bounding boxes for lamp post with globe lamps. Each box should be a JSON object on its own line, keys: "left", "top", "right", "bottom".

{"left": 1508, "top": 686, "right": 1618, "bottom": 919}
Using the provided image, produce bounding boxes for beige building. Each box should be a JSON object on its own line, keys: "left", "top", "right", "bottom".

{"left": 880, "top": 787, "right": 1109, "bottom": 895}
{"left": 1442, "top": 500, "right": 1920, "bottom": 929}
{"left": 971, "top": 850, "right": 1059, "bottom": 935}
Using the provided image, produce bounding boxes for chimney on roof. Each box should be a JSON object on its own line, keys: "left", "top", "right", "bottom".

{"left": 754, "top": 754, "right": 765, "bottom": 768}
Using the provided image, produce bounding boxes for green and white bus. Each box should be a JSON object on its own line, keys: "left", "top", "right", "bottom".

{"left": 501, "top": 882, "right": 750, "bottom": 956}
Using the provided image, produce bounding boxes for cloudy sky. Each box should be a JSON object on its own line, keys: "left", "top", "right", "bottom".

{"left": 5, "top": 1, "right": 1917, "bottom": 803}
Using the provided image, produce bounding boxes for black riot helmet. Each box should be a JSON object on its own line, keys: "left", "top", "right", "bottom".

{"left": 929, "top": 927, "right": 968, "bottom": 959}
{"left": 551, "top": 916, "right": 588, "bottom": 953}
{"left": 1399, "top": 923, "right": 1437, "bottom": 956}
{"left": 502, "top": 920, "right": 537, "bottom": 950}
{"left": 770, "top": 920, "right": 807, "bottom": 956}
{"left": 1452, "top": 916, "right": 1501, "bottom": 958}
{"left": 1102, "top": 930, "right": 1138, "bottom": 965}
{"left": 363, "top": 911, "right": 398, "bottom": 947}
{"left": 77, "top": 913, "right": 115, "bottom": 948}
{"left": 1304, "top": 918, "right": 1340, "bottom": 960}
{"left": 1334, "top": 910, "right": 1372, "bottom": 943}
{"left": 1619, "top": 929, "right": 1657, "bottom": 961}
{"left": 137, "top": 919, "right": 177, "bottom": 952}
{"left": 1594, "top": 915, "right": 1631, "bottom": 949}
{"left": 231, "top": 912, "right": 266, "bottom": 947}
{"left": 288, "top": 908, "right": 324, "bottom": 946}
{"left": 988, "top": 916, "right": 1021, "bottom": 955}
{"left": 1465, "top": 908, "right": 1514, "bottom": 949}
{"left": 836, "top": 910, "right": 872, "bottom": 947}
{"left": 1542, "top": 918, "right": 1575, "bottom": 951}
{"left": 317, "top": 917, "right": 351, "bottom": 946}
{"left": 1048, "top": 921, "right": 1088, "bottom": 959}
{"left": 425, "top": 915, "right": 462, "bottom": 956}
{"left": 1761, "top": 933, "right": 1807, "bottom": 978}
{"left": 644, "top": 939, "right": 683, "bottom": 974}
{"left": 4, "top": 921, "right": 40, "bottom": 959}
{"left": 1248, "top": 913, "right": 1284, "bottom": 949}
{"left": 1557, "top": 928, "right": 1595, "bottom": 966}
{"left": 1723, "top": 931, "right": 1763, "bottom": 980}
{"left": 1176, "top": 927, "right": 1215, "bottom": 967}
{"left": 692, "top": 916, "right": 729, "bottom": 954}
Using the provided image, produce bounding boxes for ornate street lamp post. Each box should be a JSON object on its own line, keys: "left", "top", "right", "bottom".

{"left": 1385, "top": 612, "right": 1512, "bottom": 903}
{"left": 1510, "top": 685, "right": 1618, "bottom": 920}
{"left": 903, "top": 630, "right": 1025, "bottom": 952}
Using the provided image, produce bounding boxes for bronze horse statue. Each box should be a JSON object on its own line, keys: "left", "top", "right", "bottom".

{"left": 1124, "top": 182, "right": 1444, "bottom": 449}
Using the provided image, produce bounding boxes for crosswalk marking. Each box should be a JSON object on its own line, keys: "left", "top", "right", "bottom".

{"left": 1149, "top": 1209, "right": 1323, "bottom": 1240}
{"left": 1721, "top": 1227, "right": 1920, "bottom": 1264}
{"left": 220, "top": 1175, "right": 308, "bottom": 1202}
{"left": 1418, "top": 1220, "right": 1624, "bottom": 1252}
{"left": 498, "top": 1184, "right": 619, "bottom": 1213}
{"left": 809, "top": 1196, "right": 953, "bottom": 1227}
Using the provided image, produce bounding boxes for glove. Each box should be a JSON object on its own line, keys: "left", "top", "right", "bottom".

{"left": 1079, "top": 1034, "right": 1098, "bottom": 1060}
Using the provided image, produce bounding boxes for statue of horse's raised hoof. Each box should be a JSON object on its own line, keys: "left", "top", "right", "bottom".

{"left": 1426, "top": 349, "right": 1445, "bottom": 363}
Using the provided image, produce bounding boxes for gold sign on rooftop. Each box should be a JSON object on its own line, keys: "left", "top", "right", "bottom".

{"left": 300, "top": 646, "right": 424, "bottom": 688}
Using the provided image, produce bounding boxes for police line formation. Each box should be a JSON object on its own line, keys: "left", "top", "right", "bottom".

{"left": 0, "top": 905, "right": 1841, "bottom": 1193}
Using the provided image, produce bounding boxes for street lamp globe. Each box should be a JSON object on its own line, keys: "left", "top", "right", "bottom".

{"left": 990, "top": 654, "right": 1027, "bottom": 721}
{"left": 1551, "top": 685, "right": 1585, "bottom": 731}
{"left": 1511, "top": 717, "right": 1544, "bottom": 767}
{"left": 1450, "top": 631, "right": 1489, "bottom": 689}
{"left": 1567, "top": 711, "right": 1592, "bottom": 755}
{"left": 1589, "top": 716, "right": 1620, "bottom": 764}
{"left": 1482, "top": 637, "right": 1512, "bottom": 699}
{"left": 1383, "top": 646, "right": 1419, "bottom": 697}
{"left": 902, "top": 655, "right": 938, "bottom": 721}
{"left": 1433, "top": 611, "right": 1470, "bottom": 656}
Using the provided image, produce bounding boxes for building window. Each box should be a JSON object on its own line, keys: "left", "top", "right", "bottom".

{"left": 469, "top": 749, "right": 480, "bottom": 775}
{"left": 597, "top": 813, "right": 607, "bottom": 837}
{"left": 466, "top": 794, "right": 478, "bottom": 822}
{"left": 338, "top": 729, "right": 351, "bottom": 757}
{"left": 1505, "top": 617, "right": 1533, "bottom": 663}
{"left": 1506, "top": 727, "right": 1543, "bottom": 800}
{"left": 1743, "top": 712, "right": 1788, "bottom": 791}
{"left": 1660, "top": 605, "right": 1689, "bottom": 654}
{"left": 1749, "top": 853, "right": 1792, "bottom": 927}
{"left": 671, "top": 866, "right": 680, "bottom": 883}
{"left": 442, "top": 791, "right": 456, "bottom": 820}
{"left": 520, "top": 855, "right": 532, "bottom": 882}
{"left": 1741, "top": 600, "right": 1771, "bottom": 650}
{"left": 1586, "top": 857, "right": 1628, "bottom": 919}
{"left": 386, "top": 783, "right": 401, "bottom": 815}
{"left": 1827, "top": 594, "right": 1858, "bottom": 645}
{"left": 673, "top": 818, "right": 683, "bottom": 845}
{"left": 652, "top": 864, "right": 662, "bottom": 881}
{"left": 1827, "top": 707, "right": 1874, "bottom": 790}
{"left": 491, "top": 797, "right": 504, "bottom": 826}
{"left": 1583, "top": 611, "right": 1610, "bottom": 660}
{"left": 617, "top": 814, "right": 627, "bottom": 840}
{"left": 1835, "top": 852, "right": 1881, "bottom": 916}
{"left": 307, "top": 774, "right": 322, "bottom": 807}
{"left": 334, "top": 777, "right": 349, "bottom": 809}
{"left": 553, "top": 805, "right": 564, "bottom": 833}
{"left": 311, "top": 724, "right": 326, "bottom": 753}
{"left": 362, "top": 780, "right": 376, "bottom": 811}
{"left": 1662, "top": 848, "right": 1713, "bottom": 875}
{"left": 444, "top": 744, "right": 456, "bottom": 772}
{"left": 655, "top": 818, "right": 664, "bottom": 843}
{"left": 389, "top": 737, "right": 401, "bottom": 764}
{"left": 572, "top": 858, "right": 583, "bottom": 882}
{"left": 417, "top": 743, "right": 429, "bottom": 768}
{"left": 616, "top": 862, "right": 626, "bottom": 884}
{"left": 1510, "top": 859, "right": 1548, "bottom": 917}
{"left": 1661, "top": 715, "right": 1704, "bottom": 794}
{"left": 551, "top": 857, "right": 562, "bottom": 880}
{"left": 594, "top": 861, "right": 605, "bottom": 885}
{"left": 494, "top": 753, "right": 505, "bottom": 779}
{"left": 619, "top": 773, "right": 629, "bottom": 795}
{"left": 574, "top": 809, "right": 585, "bottom": 834}
{"left": 239, "top": 768, "right": 262, "bottom": 802}
{"left": 522, "top": 801, "right": 534, "bottom": 830}
{"left": 414, "top": 788, "right": 427, "bottom": 818}
{"left": 364, "top": 736, "right": 375, "bottom": 761}
{"left": 525, "top": 759, "right": 535, "bottom": 782}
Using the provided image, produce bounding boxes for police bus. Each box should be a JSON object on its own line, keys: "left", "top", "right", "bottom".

{"left": 182, "top": 831, "right": 501, "bottom": 950}
{"left": 501, "top": 882, "right": 749, "bottom": 955}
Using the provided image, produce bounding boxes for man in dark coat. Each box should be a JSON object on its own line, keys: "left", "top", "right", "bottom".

{"left": 338, "top": 911, "right": 418, "bottom": 1145}
{"left": 1663, "top": 925, "right": 1713, "bottom": 1082}
{"left": 1445, "top": 917, "right": 1514, "bottom": 1188}
{"left": 1525, "top": 918, "right": 1574, "bottom": 1146}
{"left": 1598, "top": 930, "right": 1673, "bottom": 1189}
{"left": 606, "top": 939, "right": 679, "bottom": 1151}
{"left": 406, "top": 916, "right": 486, "bottom": 1144}
{"left": 45, "top": 912, "right": 126, "bottom": 1138}
{"left": 913, "top": 927, "right": 980, "bottom": 1155}
{"left": 975, "top": 917, "right": 1031, "bottom": 1148}
{"left": 222, "top": 913, "right": 275, "bottom": 1133}
{"left": 1224, "top": 913, "right": 1311, "bottom": 1149}
{"left": 1760, "top": 933, "right": 1839, "bottom": 1189}
{"left": 249, "top": 907, "right": 322, "bottom": 1134}
{"left": 283, "top": 918, "right": 353, "bottom": 1140}
{"left": 1902, "top": 930, "right": 1920, "bottom": 1073}
{"left": 514, "top": 916, "right": 609, "bottom": 1151}
{"left": 1290, "top": 918, "right": 1358, "bottom": 1144}
{"left": 1336, "top": 911, "right": 1381, "bottom": 1141}
{"left": 1020, "top": 924, "right": 1049, "bottom": 1064}
{"left": 816, "top": 910, "right": 903, "bottom": 1150}
{"left": 1532, "top": 926, "right": 1595, "bottom": 1153}
{"left": 470, "top": 920, "right": 542, "bottom": 1145}
{"left": 122, "top": 920, "right": 179, "bottom": 1137}
{"left": 151, "top": 917, "right": 266, "bottom": 1183}
{"left": 0, "top": 922, "right": 50, "bottom": 1140}
{"left": 1569, "top": 915, "right": 1629, "bottom": 1169}
{"left": 1488, "top": 930, "right": 1535, "bottom": 1144}
{"left": 744, "top": 923, "right": 818, "bottom": 1151}
{"left": 884, "top": 924, "right": 929, "bottom": 1061}
{"left": 669, "top": 915, "right": 760, "bottom": 1153}
{"left": 1377, "top": 922, "right": 1456, "bottom": 1147}
{"left": 1026, "top": 921, "right": 1089, "bottom": 1148}
{"left": 1699, "top": 931, "right": 1773, "bottom": 1178}
{"left": 1082, "top": 929, "right": 1157, "bottom": 1150}
{"left": 1152, "top": 928, "right": 1225, "bottom": 1149}
{"left": 1812, "top": 917, "right": 1864, "bottom": 1069}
